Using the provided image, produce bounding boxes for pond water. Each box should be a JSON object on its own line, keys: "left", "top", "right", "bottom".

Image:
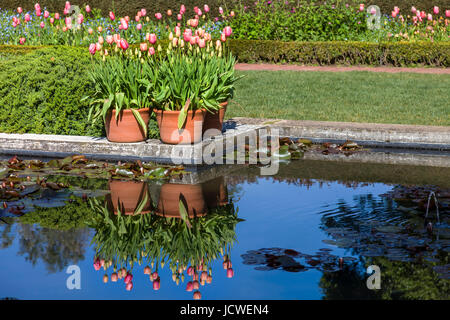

{"left": 0, "top": 157, "right": 449, "bottom": 300}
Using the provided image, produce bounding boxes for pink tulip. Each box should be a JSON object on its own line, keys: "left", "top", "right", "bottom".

{"left": 167, "top": 9, "right": 172, "bottom": 16}
{"left": 359, "top": 4, "right": 364, "bottom": 11}
{"left": 446, "top": 10, "right": 450, "bottom": 18}
{"left": 204, "top": 5, "right": 210, "bottom": 13}
{"left": 190, "top": 19, "right": 199, "bottom": 28}
{"left": 149, "top": 47, "right": 155, "bottom": 55}
{"left": 183, "top": 29, "right": 192, "bottom": 42}
{"left": 136, "top": 23, "right": 142, "bottom": 30}
{"left": 35, "top": 3, "right": 41, "bottom": 11}
{"left": 420, "top": 11, "right": 426, "bottom": 18}
{"left": 77, "top": 14, "right": 84, "bottom": 25}
{"left": 177, "top": 14, "right": 182, "bottom": 20}
{"left": 40, "top": 22, "right": 45, "bottom": 28}
{"left": 175, "top": 26, "right": 181, "bottom": 37}
{"left": 17, "top": 7, "right": 23, "bottom": 14}
{"left": 64, "top": 8, "right": 69, "bottom": 15}
{"left": 219, "top": 7, "right": 224, "bottom": 15}
{"left": 230, "top": 11, "right": 235, "bottom": 17}
{"left": 186, "top": 281, "right": 193, "bottom": 292}
{"left": 93, "top": 258, "right": 101, "bottom": 269}
{"left": 119, "top": 39, "right": 129, "bottom": 50}
{"left": 141, "top": 8, "right": 147, "bottom": 16}
{"left": 50, "top": 17, "right": 54, "bottom": 24}
{"left": 65, "top": 1, "right": 71, "bottom": 10}
{"left": 220, "top": 33, "right": 226, "bottom": 42}
{"left": 95, "top": 42, "right": 102, "bottom": 51}
{"left": 98, "top": 26, "right": 103, "bottom": 32}
{"left": 155, "top": 12, "right": 162, "bottom": 20}
{"left": 224, "top": 26, "right": 232, "bottom": 37}
{"left": 44, "top": 10, "right": 50, "bottom": 18}
{"left": 98, "top": 36, "right": 104, "bottom": 45}
{"left": 140, "top": 42, "right": 148, "bottom": 51}
{"left": 109, "top": 12, "right": 115, "bottom": 21}
{"left": 428, "top": 13, "right": 432, "bottom": 21}
{"left": 106, "top": 35, "right": 113, "bottom": 44}
{"left": 113, "top": 33, "right": 121, "bottom": 44}
{"left": 411, "top": 6, "right": 417, "bottom": 14}
{"left": 19, "top": 37, "right": 26, "bottom": 45}
{"left": 135, "top": 15, "right": 140, "bottom": 22}
{"left": 197, "top": 9, "right": 202, "bottom": 16}
{"left": 86, "top": 5, "right": 91, "bottom": 13}
{"left": 125, "top": 282, "right": 133, "bottom": 291}
{"left": 55, "top": 13, "right": 60, "bottom": 20}
{"left": 194, "top": 6, "right": 199, "bottom": 14}
{"left": 36, "top": 9, "right": 42, "bottom": 17}
{"left": 216, "top": 39, "right": 222, "bottom": 48}
{"left": 189, "top": 36, "right": 197, "bottom": 45}
{"left": 227, "top": 268, "right": 234, "bottom": 278}
{"left": 392, "top": 11, "right": 397, "bottom": 18}
{"left": 433, "top": 6, "right": 439, "bottom": 15}
{"left": 88, "top": 28, "right": 93, "bottom": 34}
{"left": 24, "top": 14, "right": 31, "bottom": 22}
{"left": 148, "top": 33, "right": 157, "bottom": 44}
{"left": 111, "top": 273, "right": 118, "bottom": 282}
{"left": 180, "top": 4, "right": 186, "bottom": 14}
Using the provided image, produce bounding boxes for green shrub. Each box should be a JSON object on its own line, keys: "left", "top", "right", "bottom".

{"left": 0, "top": 45, "right": 104, "bottom": 136}
{"left": 228, "top": 40, "right": 450, "bottom": 66}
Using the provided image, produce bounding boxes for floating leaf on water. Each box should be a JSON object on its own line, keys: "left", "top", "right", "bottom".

{"left": 19, "top": 184, "right": 40, "bottom": 196}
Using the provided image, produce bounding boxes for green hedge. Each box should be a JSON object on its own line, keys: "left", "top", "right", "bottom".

{"left": 0, "top": 1, "right": 447, "bottom": 16}
{"left": 0, "top": 45, "right": 103, "bottom": 136}
{"left": 227, "top": 40, "right": 450, "bottom": 67}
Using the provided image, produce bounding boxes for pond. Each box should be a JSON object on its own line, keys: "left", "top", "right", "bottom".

{"left": 0, "top": 155, "right": 449, "bottom": 300}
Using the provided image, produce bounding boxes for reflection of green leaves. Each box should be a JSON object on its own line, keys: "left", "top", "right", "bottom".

{"left": 179, "top": 197, "right": 192, "bottom": 229}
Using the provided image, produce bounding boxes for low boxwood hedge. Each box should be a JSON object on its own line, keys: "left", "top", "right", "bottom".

{"left": 0, "top": 45, "right": 104, "bottom": 136}
{"left": 227, "top": 40, "right": 450, "bottom": 67}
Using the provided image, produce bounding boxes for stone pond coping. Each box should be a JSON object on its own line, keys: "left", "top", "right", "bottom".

{"left": 0, "top": 119, "right": 449, "bottom": 170}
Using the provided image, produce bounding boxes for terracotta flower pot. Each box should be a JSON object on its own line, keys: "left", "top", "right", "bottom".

{"left": 105, "top": 108, "right": 150, "bottom": 143}
{"left": 155, "top": 109, "right": 205, "bottom": 144}
{"left": 156, "top": 183, "right": 207, "bottom": 218}
{"left": 201, "top": 177, "right": 229, "bottom": 209}
{"left": 107, "top": 180, "right": 152, "bottom": 215}
{"left": 203, "top": 102, "right": 228, "bottom": 136}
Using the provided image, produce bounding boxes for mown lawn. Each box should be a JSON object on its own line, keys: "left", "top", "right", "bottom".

{"left": 228, "top": 70, "right": 450, "bottom": 126}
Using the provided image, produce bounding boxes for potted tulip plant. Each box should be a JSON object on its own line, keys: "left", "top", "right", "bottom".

{"left": 83, "top": 39, "right": 153, "bottom": 143}
{"left": 145, "top": 26, "right": 241, "bottom": 144}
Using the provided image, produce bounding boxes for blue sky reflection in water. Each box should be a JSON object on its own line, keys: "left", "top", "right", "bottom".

{"left": 0, "top": 170, "right": 448, "bottom": 300}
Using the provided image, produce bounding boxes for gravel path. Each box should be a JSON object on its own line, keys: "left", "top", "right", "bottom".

{"left": 235, "top": 63, "right": 450, "bottom": 74}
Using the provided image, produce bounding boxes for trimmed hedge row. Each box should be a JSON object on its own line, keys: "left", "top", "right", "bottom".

{"left": 227, "top": 40, "right": 450, "bottom": 67}
{"left": 0, "top": 1, "right": 448, "bottom": 16}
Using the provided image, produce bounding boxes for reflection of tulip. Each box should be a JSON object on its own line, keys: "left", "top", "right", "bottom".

{"left": 206, "top": 275, "right": 212, "bottom": 284}
{"left": 201, "top": 272, "right": 208, "bottom": 282}
{"left": 153, "top": 278, "right": 160, "bottom": 290}
{"left": 193, "top": 280, "right": 200, "bottom": 290}
{"left": 93, "top": 258, "right": 101, "bottom": 270}
{"left": 186, "top": 281, "right": 193, "bottom": 292}
{"left": 103, "top": 274, "right": 109, "bottom": 283}
{"left": 124, "top": 273, "right": 133, "bottom": 284}
{"left": 227, "top": 268, "right": 234, "bottom": 278}
{"left": 151, "top": 271, "right": 158, "bottom": 280}
{"left": 187, "top": 266, "right": 194, "bottom": 276}
{"left": 111, "top": 273, "right": 118, "bottom": 282}
{"left": 126, "top": 282, "right": 133, "bottom": 291}
{"left": 144, "top": 266, "right": 151, "bottom": 274}
{"left": 193, "top": 291, "right": 201, "bottom": 300}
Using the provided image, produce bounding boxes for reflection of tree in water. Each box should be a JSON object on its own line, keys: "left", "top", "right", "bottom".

{"left": 318, "top": 189, "right": 450, "bottom": 300}
{"left": 0, "top": 221, "right": 14, "bottom": 249}
{"left": 16, "top": 224, "right": 91, "bottom": 273}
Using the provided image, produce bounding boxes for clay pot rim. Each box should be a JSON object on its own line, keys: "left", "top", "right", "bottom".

{"left": 154, "top": 109, "right": 206, "bottom": 115}
{"left": 154, "top": 209, "right": 207, "bottom": 218}
{"left": 109, "top": 107, "right": 150, "bottom": 115}
{"left": 114, "top": 210, "right": 152, "bottom": 216}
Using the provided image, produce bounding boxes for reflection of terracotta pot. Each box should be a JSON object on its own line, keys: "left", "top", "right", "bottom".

{"left": 157, "top": 183, "right": 207, "bottom": 218}
{"left": 105, "top": 108, "right": 150, "bottom": 143}
{"left": 202, "top": 177, "right": 229, "bottom": 209}
{"left": 155, "top": 109, "right": 205, "bottom": 145}
{"left": 203, "top": 102, "right": 228, "bottom": 135}
{"left": 107, "top": 180, "right": 152, "bottom": 215}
